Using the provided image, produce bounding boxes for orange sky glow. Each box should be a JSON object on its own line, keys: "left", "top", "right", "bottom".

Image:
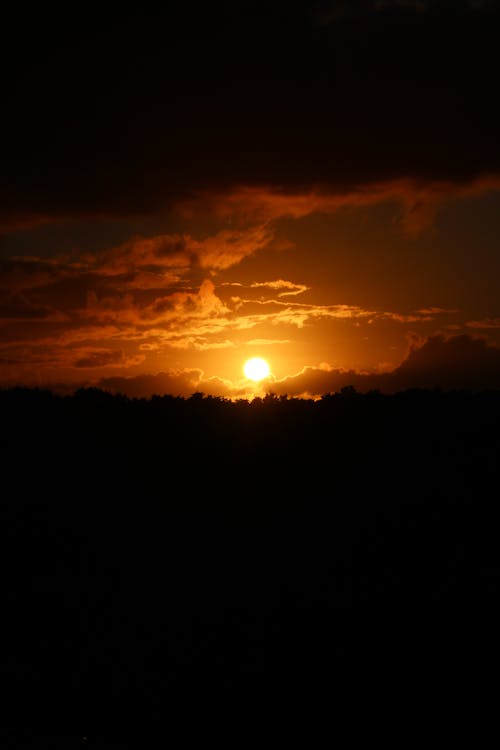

{"left": 2, "top": 180, "right": 500, "bottom": 399}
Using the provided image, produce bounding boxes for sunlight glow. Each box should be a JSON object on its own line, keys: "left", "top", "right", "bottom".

{"left": 243, "top": 357, "right": 270, "bottom": 382}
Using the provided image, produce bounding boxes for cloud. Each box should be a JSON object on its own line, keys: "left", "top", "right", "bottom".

{"left": 466, "top": 318, "right": 500, "bottom": 329}
{"left": 250, "top": 280, "right": 310, "bottom": 297}
{"left": 2, "top": 3, "right": 500, "bottom": 228}
{"left": 0, "top": 340, "right": 144, "bottom": 374}
{"left": 226, "top": 297, "right": 452, "bottom": 330}
{"left": 194, "top": 226, "right": 275, "bottom": 270}
{"left": 268, "top": 335, "right": 500, "bottom": 396}
{"left": 80, "top": 278, "right": 231, "bottom": 330}
{"left": 417, "top": 307, "right": 458, "bottom": 316}
{"left": 96, "top": 369, "right": 234, "bottom": 399}
{"left": 0, "top": 292, "right": 68, "bottom": 322}
{"left": 222, "top": 279, "right": 310, "bottom": 297}
{"left": 73, "top": 349, "right": 135, "bottom": 369}
{"left": 177, "top": 177, "right": 500, "bottom": 235}
{"left": 100, "top": 225, "right": 274, "bottom": 277}
{"left": 393, "top": 334, "right": 500, "bottom": 386}
{"left": 0, "top": 257, "right": 88, "bottom": 292}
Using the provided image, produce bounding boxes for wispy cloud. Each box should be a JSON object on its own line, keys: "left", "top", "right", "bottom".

{"left": 176, "top": 177, "right": 500, "bottom": 235}
{"left": 222, "top": 279, "right": 309, "bottom": 297}
{"left": 73, "top": 349, "right": 143, "bottom": 369}
{"left": 466, "top": 318, "right": 500, "bottom": 329}
{"left": 250, "top": 280, "right": 310, "bottom": 297}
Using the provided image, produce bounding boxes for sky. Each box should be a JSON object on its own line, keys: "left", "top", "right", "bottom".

{"left": 1, "top": 0, "right": 500, "bottom": 398}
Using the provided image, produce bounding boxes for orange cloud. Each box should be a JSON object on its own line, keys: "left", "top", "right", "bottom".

{"left": 80, "top": 278, "right": 229, "bottom": 327}
{"left": 98, "top": 224, "right": 274, "bottom": 279}
{"left": 226, "top": 298, "right": 453, "bottom": 330}
{"left": 250, "top": 280, "right": 310, "bottom": 297}
{"left": 466, "top": 318, "right": 500, "bottom": 330}
{"left": 73, "top": 349, "right": 142, "bottom": 369}
{"left": 222, "top": 279, "right": 309, "bottom": 298}
{"left": 176, "top": 176, "right": 500, "bottom": 234}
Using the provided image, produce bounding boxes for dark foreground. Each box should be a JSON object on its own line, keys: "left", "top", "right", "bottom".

{"left": 1, "top": 387, "right": 499, "bottom": 743}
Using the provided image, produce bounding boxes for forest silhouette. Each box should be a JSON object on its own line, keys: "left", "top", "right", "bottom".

{"left": 1, "top": 386, "right": 500, "bottom": 741}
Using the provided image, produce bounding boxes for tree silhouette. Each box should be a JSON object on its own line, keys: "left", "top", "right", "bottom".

{"left": 1, "top": 384, "right": 499, "bottom": 730}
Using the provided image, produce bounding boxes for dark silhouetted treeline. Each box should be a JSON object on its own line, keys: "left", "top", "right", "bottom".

{"left": 1, "top": 386, "right": 500, "bottom": 741}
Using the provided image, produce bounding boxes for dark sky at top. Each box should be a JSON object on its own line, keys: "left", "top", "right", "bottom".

{"left": 2, "top": 0, "right": 499, "bottom": 224}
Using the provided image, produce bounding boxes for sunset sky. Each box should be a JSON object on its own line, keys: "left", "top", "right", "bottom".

{"left": 2, "top": 1, "right": 500, "bottom": 398}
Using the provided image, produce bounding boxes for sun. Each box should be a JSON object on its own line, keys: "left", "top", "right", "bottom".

{"left": 243, "top": 357, "right": 270, "bottom": 382}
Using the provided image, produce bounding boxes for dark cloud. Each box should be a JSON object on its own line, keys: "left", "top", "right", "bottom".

{"left": 96, "top": 369, "right": 233, "bottom": 399}
{"left": 73, "top": 349, "right": 127, "bottom": 369}
{"left": 0, "top": 291, "right": 66, "bottom": 322}
{"left": 0, "top": 258, "right": 73, "bottom": 292}
{"left": 270, "top": 335, "right": 500, "bottom": 396}
{"left": 392, "top": 334, "right": 500, "bottom": 389}
{"left": 1, "top": 2, "right": 499, "bottom": 226}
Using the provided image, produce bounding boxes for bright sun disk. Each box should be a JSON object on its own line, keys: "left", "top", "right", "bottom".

{"left": 244, "top": 357, "right": 270, "bottom": 382}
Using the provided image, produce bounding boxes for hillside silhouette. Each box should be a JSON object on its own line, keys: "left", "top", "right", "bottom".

{"left": 1, "top": 386, "right": 500, "bottom": 740}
